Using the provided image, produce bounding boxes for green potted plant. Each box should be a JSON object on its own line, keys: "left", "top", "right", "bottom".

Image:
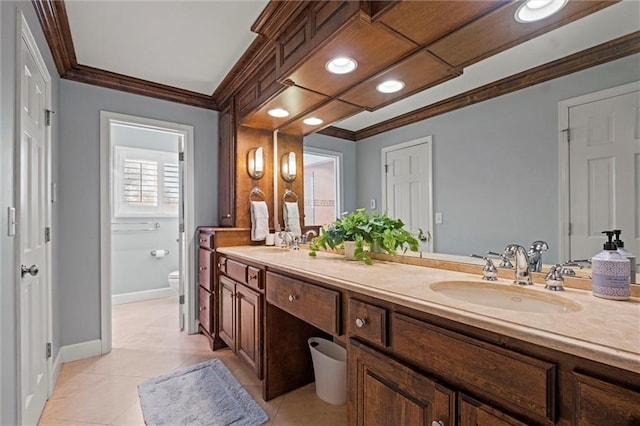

{"left": 308, "top": 209, "right": 419, "bottom": 265}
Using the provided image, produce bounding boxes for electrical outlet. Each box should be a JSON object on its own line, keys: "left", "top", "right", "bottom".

{"left": 370, "top": 199, "right": 376, "bottom": 210}
{"left": 435, "top": 212, "right": 443, "bottom": 224}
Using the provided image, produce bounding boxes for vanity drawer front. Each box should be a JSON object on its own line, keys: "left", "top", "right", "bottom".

{"left": 391, "top": 313, "right": 556, "bottom": 423}
{"left": 247, "top": 266, "right": 263, "bottom": 290}
{"left": 198, "top": 249, "right": 213, "bottom": 291}
{"left": 573, "top": 372, "right": 640, "bottom": 425}
{"left": 198, "top": 287, "right": 211, "bottom": 333}
{"left": 226, "top": 259, "right": 247, "bottom": 284}
{"left": 348, "top": 299, "right": 387, "bottom": 347}
{"left": 198, "top": 231, "right": 214, "bottom": 249}
{"left": 266, "top": 272, "right": 340, "bottom": 334}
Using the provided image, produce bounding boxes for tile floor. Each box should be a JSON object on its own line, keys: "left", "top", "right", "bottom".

{"left": 39, "top": 297, "right": 346, "bottom": 425}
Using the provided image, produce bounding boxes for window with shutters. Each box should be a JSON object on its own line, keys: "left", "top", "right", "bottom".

{"left": 113, "top": 146, "right": 179, "bottom": 217}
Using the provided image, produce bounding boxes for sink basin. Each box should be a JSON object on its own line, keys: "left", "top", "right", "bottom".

{"left": 430, "top": 281, "right": 581, "bottom": 313}
{"left": 249, "top": 247, "right": 292, "bottom": 254}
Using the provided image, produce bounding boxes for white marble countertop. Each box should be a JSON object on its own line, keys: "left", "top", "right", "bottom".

{"left": 218, "top": 246, "right": 640, "bottom": 373}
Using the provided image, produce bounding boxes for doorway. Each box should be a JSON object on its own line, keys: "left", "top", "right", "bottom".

{"left": 559, "top": 82, "right": 640, "bottom": 262}
{"left": 303, "top": 148, "right": 342, "bottom": 226}
{"left": 100, "top": 112, "right": 196, "bottom": 356}
{"left": 15, "top": 10, "right": 53, "bottom": 425}
{"left": 382, "top": 137, "right": 434, "bottom": 252}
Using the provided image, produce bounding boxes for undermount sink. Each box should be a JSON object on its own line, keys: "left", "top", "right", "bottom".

{"left": 430, "top": 281, "right": 581, "bottom": 314}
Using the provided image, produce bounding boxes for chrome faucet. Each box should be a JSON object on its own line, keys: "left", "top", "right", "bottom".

{"left": 301, "top": 229, "right": 317, "bottom": 243}
{"left": 545, "top": 263, "right": 575, "bottom": 291}
{"left": 487, "top": 251, "right": 513, "bottom": 268}
{"left": 278, "top": 229, "right": 294, "bottom": 249}
{"left": 503, "top": 244, "right": 533, "bottom": 285}
{"left": 527, "top": 240, "right": 549, "bottom": 272}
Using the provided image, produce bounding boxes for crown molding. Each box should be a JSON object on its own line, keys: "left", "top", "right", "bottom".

{"left": 32, "top": 0, "right": 217, "bottom": 110}
{"left": 317, "top": 126, "right": 357, "bottom": 141}
{"left": 347, "top": 31, "right": 640, "bottom": 141}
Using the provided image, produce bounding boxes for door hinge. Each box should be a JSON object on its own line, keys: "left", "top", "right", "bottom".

{"left": 561, "top": 128, "right": 571, "bottom": 142}
{"left": 179, "top": 223, "right": 184, "bottom": 233}
{"left": 179, "top": 295, "right": 185, "bottom": 305}
{"left": 46, "top": 342, "right": 52, "bottom": 359}
{"left": 45, "top": 226, "right": 51, "bottom": 243}
{"left": 384, "top": 164, "right": 389, "bottom": 173}
{"left": 179, "top": 151, "right": 184, "bottom": 161}
{"left": 568, "top": 223, "right": 572, "bottom": 236}
{"left": 45, "top": 109, "right": 55, "bottom": 126}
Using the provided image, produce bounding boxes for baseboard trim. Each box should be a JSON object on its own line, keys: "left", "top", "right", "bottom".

{"left": 61, "top": 339, "right": 102, "bottom": 363}
{"left": 112, "top": 287, "right": 177, "bottom": 305}
{"left": 49, "top": 348, "right": 63, "bottom": 396}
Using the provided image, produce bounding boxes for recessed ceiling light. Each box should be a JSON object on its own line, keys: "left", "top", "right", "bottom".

{"left": 515, "top": 0, "right": 568, "bottom": 23}
{"left": 325, "top": 57, "right": 358, "bottom": 74}
{"left": 376, "top": 80, "right": 405, "bottom": 94}
{"left": 303, "top": 117, "right": 324, "bottom": 126}
{"left": 267, "top": 108, "right": 290, "bottom": 118}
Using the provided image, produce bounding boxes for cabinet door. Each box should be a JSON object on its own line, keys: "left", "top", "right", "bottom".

{"left": 574, "top": 372, "right": 640, "bottom": 425}
{"left": 459, "top": 393, "right": 527, "bottom": 426}
{"left": 218, "top": 103, "right": 235, "bottom": 226}
{"left": 236, "top": 283, "right": 262, "bottom": 378}
{"left": 219, "top": 276, "right": 235, "bottom": 349}
{"left": 198, "top": 286, "right": 212, "bottom": 335}
{"left": 348, "top": 339, "right": 455, "bottom": 426}
{"left": 198, "top": 248, "right": 213, "bottom": 291}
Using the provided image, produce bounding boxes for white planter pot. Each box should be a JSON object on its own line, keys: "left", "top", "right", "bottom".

{"left": 344, "top": 241, "right": 356, "bottom": 261}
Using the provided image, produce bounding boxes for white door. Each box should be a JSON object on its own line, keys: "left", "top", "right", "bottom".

{"left": 383, "top": 138, "right": 433, "bottom": 251}
{"left": 178, "top": 143, "right": 185, "bottom": 331}
{"left": 568, "top": 87, "right": 640, "bottom": 261}
{"left": 18, "top": 33, "right": 50, "bottom": 426}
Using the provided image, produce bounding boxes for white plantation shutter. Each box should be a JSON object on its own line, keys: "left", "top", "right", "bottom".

{"left": 113, "top": 146, "right": 179, "bottom": 217}
{"left": 123, "top": 159, "right": 158, "bottom": 206}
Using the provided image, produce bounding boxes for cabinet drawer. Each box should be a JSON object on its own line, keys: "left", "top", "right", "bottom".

{"left": 218, "top": 255, "right": 227, "bottom": 274}
{"left": 198, "top": 286, "right": 212, "bottom": 334}
{"left": 198, "top": 231, "right": 214, "bottom": 249}
{"left": 226, "top": 259, "right": 247, "bottom": 284}
{"left": 247, "top": 266, "right": 263, "bottom": 290}
{"left": 266, "top": 272, "right": 340, "bottom": 335}
{"left": 348, "top": 299, "right": 387, "bottom": 347}
{"left": 198, "top": 249, "right": 213, "bottom": 292}
{"left": 573, "top": 372, "right": 640, "bottom": 425}
{"left": 391, "top": 313, "right": 556, "bottom": 423}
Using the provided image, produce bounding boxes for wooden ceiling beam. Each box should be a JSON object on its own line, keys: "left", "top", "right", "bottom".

{"left": 31, "top": 0, "right": 77, "bottom": 75}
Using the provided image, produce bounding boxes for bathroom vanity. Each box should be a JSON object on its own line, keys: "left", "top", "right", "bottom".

{"left": 213, "top": 245, "right": 640, "bottom": 425}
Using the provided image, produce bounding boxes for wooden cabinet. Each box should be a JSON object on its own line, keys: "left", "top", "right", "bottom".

{"left": 219, "top": 271, "right": 263, "bottom": 378}
{"left": 458, "top": 393, "right": 527, "bottom": 426}
{"left": 573, "top": 372, "right": 640, "bottom": 425}
{"left": 197, "top": 229, "right": 219, "bottom": 348}
{"left": 348, "top": 339, "right": 455, "bottom": 426}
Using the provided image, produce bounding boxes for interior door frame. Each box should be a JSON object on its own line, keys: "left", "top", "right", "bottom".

{"left": 14, "top": 9, "right": 54, "bottom": 422}
{"left": 558, "top": 81, "right": 640, "bottom": 263}
{"left": 381, "top": 136, "right": 434, "bottom": 252}
{"left": 303, "top": 146, "right": 343, "bottom": 223}
{"left": 99, "top": 111, "right": 197, "bottom": 355}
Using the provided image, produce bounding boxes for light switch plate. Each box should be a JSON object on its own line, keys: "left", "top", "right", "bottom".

{"left": 7, "top": 207, "right": 16, "bottom": 236}
{"left": 435, "top": 212, "right": 443, "bottom": 224}
{"left": 370, "top": 199, "right": 376, "bottom": 210}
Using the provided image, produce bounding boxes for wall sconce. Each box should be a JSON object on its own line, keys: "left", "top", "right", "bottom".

{"left": 247, "top": 147, "right": 264, "bottom": 179}
{"left": 280, "top": 152, "right": 297, "bottom": 182}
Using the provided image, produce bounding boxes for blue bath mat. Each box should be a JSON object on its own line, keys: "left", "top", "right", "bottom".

{"left": 138, "top": 358, "right": 268, "bottom": 425}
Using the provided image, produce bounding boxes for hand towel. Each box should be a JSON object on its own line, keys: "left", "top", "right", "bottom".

{"left": 250, "top": 201, "right": 269, "bottom": 241}
{"left": 283, "top": 201, "right": 302, "bottom": 237}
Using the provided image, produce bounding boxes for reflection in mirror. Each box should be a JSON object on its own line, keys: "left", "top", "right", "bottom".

{"left": 280, "top": 152, "right": 297, "bottom": 182}
{"left": 303, "top": 149, "right": 341, "bottom": 226}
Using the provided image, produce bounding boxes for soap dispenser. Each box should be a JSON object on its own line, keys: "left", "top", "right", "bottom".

{"left": 591, "top": 231, "right": 630, "bottom": 300}
{"left": 613, "top": 229, "right": 636, "bottom": 284}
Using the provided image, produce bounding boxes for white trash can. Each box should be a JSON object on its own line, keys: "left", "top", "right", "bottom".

{"left": 308, "top": 337, "right": 347, "bottom": 405}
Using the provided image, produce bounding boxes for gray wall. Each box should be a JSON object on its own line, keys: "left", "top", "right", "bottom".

{"left": 356, "top": 53, "right": 640, "bottom": 263}
{"left": 0, "top": 2, "right": 60, "bottom": 424}
{"left": 58, "top": 80, "right": 217, "bottom": 346}
{"left": 111, "top": 125, "right": 179, "bottom": 295}
{"left": 304, "top": 133, "right": 357, "bottom": 214}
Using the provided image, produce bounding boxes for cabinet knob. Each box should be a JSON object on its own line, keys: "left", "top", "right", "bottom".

{"left": 199, "top": 306, "right": 206, "bottom": 311}
{"left": 355, "top": 318, "right": 366, "bottom": 328}
{"left": 431, "top": 421, "right": 444, "bottom": 426}
{"left": 222, "top": 214, "right": 231, "bottom": 218}
{"left": 288, "top": 294, "right": 297, "bottom": 302}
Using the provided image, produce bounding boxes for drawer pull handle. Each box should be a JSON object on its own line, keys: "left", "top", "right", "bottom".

{"left": 288, "top": 294, "right": 297, "bottom": 302}
{"left": 249, "top": 274, "right": 258, "bottom": 281}
{"left": 355, "top": 318, "right": 367, "bottom": 328}
{"left": 431, "top": 421, "right": 444, "bottom": 426}
{"left": 199, "top": 306, "right": 206, "bottom": 311}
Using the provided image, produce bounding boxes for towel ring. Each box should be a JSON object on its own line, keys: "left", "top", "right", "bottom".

{"left": 249, "top": 186, "right": 266, "bottom": 203}
{"left": 283, "top": 189, "right": 298, "bottom": 202}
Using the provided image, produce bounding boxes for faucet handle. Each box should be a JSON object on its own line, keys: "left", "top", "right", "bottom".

{"left": 470, "top": 254, "right": 498, "bottom": 281}
{"left": 545, "top": 264, "right": 565, "bottom": 291}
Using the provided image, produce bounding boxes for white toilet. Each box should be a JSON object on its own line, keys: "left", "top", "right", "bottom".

{"left": 168, "top": 270, "right": 180, "bottom": 292}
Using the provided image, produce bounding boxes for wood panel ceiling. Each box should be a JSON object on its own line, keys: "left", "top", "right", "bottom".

{"left": 33, "top": 0, "right": 639, "bottom": 141}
